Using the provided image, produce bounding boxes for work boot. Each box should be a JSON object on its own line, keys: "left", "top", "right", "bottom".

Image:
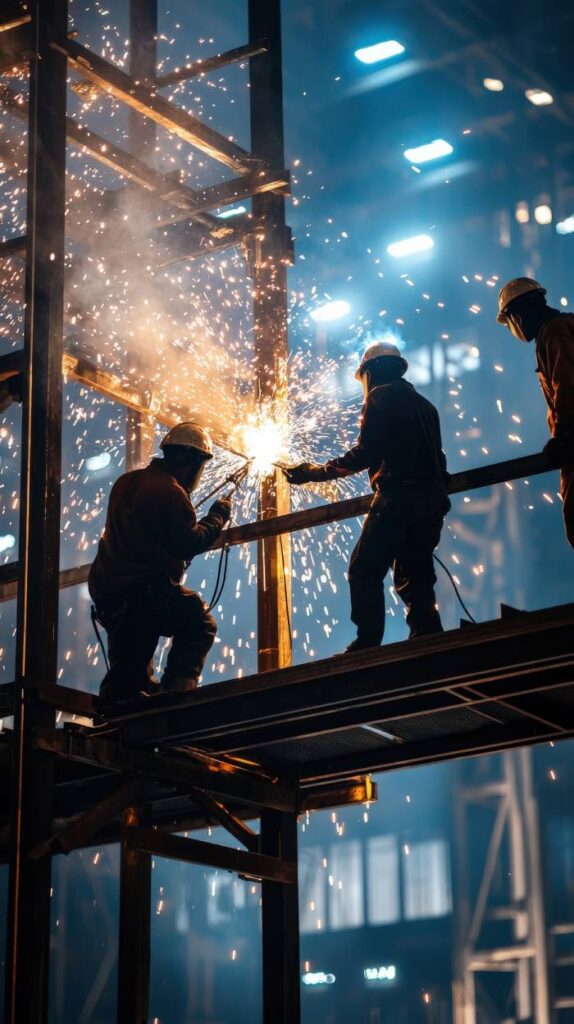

{"left": 162, "top": 673, "right": 199, "bottom": 694}
{"left": 340, "top": 637, "right": 381, "bottom": 655}
{"left": 98, "top": 669, "right": 154, "bottom": 706}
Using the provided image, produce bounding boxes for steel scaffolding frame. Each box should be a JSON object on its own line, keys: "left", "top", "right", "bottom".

{"left": 1, "top": 4, "right": 573, "bottom": 1024}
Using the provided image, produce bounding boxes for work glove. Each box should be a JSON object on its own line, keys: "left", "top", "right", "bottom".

{"left": 283, "top": 462, "right": 326, "bottom": 485}
{"left": 209, "top": 496, "right": 232, "bottom": 524}
{"left": 544, "top": 436, "right": 572, "bottom": 469}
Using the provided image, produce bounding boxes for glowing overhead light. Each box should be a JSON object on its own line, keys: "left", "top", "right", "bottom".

{"left": 557, "top": 215, "right": 574, "bottom": 235}
{"left": 85, "top": 452, "right": 112, "bottom": 472}
{"left": 310, "top": 299, "right": 351, "bottom": 323}
{"left": 216, "top": 205, "right": 247, "bottom": 219}
{"left": 526, "top": 88, "right": 553, "bottom": 106}
{"left": 364, "top": 965, "right": 397, "bottom": 982}
{"left": 403, "top": 139, "right": 453, "bottom": 164}
{"left": 354, "top": 40, "right": 405, "bottom": 65}
{"left": 302, "top": 972, "right": 336, "bottom": 986}
{"left": 534, "top": 204, "right": 552, "bottom": 225}
{"left": 0, "top": 534, "right": 15, "bottom": 553}
{"left": 515, "top": 201, "right": 529, "bottom": 224}
{"left": 483, "top": 77, "right": 504, "bottom": 92}
{"left": 387, "top": 234, "right": 434, "bottom": 258}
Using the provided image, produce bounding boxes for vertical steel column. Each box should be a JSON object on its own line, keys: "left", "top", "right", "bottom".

{"left": 249, "top": 4, "right": 299, "bottom": 1018}
{"left": 4, "top": 2, "right": 68, "bottom": 1021}
{"left": 117, "top": 805, "right": 152, "bottom": 1024}
{"left": 116, "top": 12, "right": 157, "bottom": 1023}
{"left": 249, "top": 0, "right": 292, "bottom": 673}
{"left": 260, "top": 808, "right": 301, "bottom": 1024}
{"left": 126, "top": 0, "right": 157, "bottom": 471}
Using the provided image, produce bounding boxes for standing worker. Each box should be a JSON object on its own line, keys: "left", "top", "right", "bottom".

{"left": 89, "top": 422, "right": 231, "bottom": 704}
{"left": 497, "top": 278, "right": 574, "bottom": 546}
{"left": 284, "top": 342, "right": 451, "bottom": 652}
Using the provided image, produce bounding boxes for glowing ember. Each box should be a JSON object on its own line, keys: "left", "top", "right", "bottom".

{"left": 238, "top": 408, "right": 289, "bottom": 477}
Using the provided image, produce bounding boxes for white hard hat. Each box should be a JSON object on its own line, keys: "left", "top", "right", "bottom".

{"left": 355, "top": 341, "right": 408, "bottom": 380}
{"left": 160, "top": 421, "right": 213, "bottom": 459}
{"left": 497, "top": 277, "right": 546, "bottom": 324}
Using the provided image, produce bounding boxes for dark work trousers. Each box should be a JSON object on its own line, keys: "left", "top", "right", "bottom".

{"left": 348, "top": 486, "right": 450, "bottom": 645}
{"left": 560, "top": 466, "right": 574, "bottom": 548}
{"left": 97, "top": 578, "right": 217, "bottom": 700}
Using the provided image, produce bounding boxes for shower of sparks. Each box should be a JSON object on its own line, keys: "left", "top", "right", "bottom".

{"left": 0, "top": 0, "right": 566, "bottom": 695}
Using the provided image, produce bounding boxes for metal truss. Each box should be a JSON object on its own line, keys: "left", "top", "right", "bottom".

{"left": 1, "top": 4, "right": 573, "bottom": 1024}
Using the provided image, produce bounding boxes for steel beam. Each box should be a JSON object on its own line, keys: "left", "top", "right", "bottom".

{"left": 28, "top": 776, "right": 148, "bottom": 858}
{"left": 155, "top": 39, "right": 268, "bottom": 88}
{"left": 117, "top": 805, "right": 152, "bottom": 1024}
{"left": 55, "top": 37, "right": 260, "bottom": 173}
{"left": 187, "top": 787, "right": 260, "bottom": 851}
{"left": 33, "top": 727, "right": 298, "bottom": 811}
{"left": 4, "top": 2, "right": 67, "bottom": 1022}
{"left": 0, "top": 447, "right": 564, "bottom": 605}
{"left": 126, "top": 0, "right": 157, "bottom": 475}
{"left": 126, "top": 826, "right": 296, "bottom": 883}
{"left": 249, "top": 0, "right": 292, "bottom": 674}
{"left": 261, "top": 809, "right": 301, "bottom": 1023}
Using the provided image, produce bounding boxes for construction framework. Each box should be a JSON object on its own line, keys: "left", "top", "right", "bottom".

{"left": 1, "top": 3, "right": 574, "bottom": 1024}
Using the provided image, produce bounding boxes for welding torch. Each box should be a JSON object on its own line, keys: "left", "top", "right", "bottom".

{"left": 196, "top": 459, "right": 253, "bottom": 509}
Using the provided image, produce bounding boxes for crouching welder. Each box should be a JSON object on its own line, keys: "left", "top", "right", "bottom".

{"left": 497, "top": 278, "right": 574, "bottom": 547}
{"left": 89, "top": 422, "right": 231, "bottom": 703}
{"left": 284, "top": 343, "right": 451, "bottom": 652}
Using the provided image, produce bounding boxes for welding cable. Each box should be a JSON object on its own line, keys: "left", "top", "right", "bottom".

{"left": 90, "top": 605, "right": 111, "bottom": 673}
{"left": 433, "top": 553, "right": 476, "bottom": 624}
{"left": 207, "top": 532, "right": 231, "bottom": 612}
{"left": 205, "top": 468, "right": 250, "bottom": 611}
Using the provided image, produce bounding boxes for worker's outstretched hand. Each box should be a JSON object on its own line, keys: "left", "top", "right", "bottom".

{"left": 209, "top": 496, "right": 232, "bottom": 523}
{"left": 544, "top": 436, "right": 570, "bottom": 469}
{"left": 283, "top": 463, "right": 324, "bottom": 485}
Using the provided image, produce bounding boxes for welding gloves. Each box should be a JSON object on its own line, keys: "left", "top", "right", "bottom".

{"left": 209, "top": 496, "right": 232, "bottom": 523}
{"left": 283, "top": 463, "right": 328, "bottom": 485}
{"left": 544, "top": 436, "right": 573, "bottom": 469}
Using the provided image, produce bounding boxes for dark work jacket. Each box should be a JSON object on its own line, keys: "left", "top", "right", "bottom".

{"left": 315, "top": 379, "right": 448, "bottom": 491}
{"left": 88, "top": 458, "right": 226, "bottom": 601}
{"left": 535, "top": 310, "right": 574, "bottom": 442}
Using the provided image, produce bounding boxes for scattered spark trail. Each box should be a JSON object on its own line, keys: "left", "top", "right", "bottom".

{"left": 0, "top": 1, "right": 566, "bottom": 694}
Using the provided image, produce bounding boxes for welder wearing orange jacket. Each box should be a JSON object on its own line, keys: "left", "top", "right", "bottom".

{"left": 497, "top": 278, "right": 574, "bottom": 547}
{"left": 89, "top": 422, "right": 231, "bottom": 704}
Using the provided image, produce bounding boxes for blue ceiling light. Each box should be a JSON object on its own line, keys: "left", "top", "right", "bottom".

{"left": 310, "top": 299, "right": 351, "bottom": 323}
{"left": 354, "top": 40, "right": 405, "bottom": 65}
{"left": 404, "top": 139, "right": 453, "bottom": 164}
{"left": 387, "top": 234, "right": 434, "bottom": 258}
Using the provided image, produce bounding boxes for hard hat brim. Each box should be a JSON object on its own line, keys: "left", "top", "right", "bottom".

{"left": 497, "top": 283, "right": 547, "bottom": 324}
{"left": 355, "top": 355, "right": 408, "bottom": 380}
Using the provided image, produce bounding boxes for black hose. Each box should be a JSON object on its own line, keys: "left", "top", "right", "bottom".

{"left": 433, "top": 553, "right": 476, "bottom": 624}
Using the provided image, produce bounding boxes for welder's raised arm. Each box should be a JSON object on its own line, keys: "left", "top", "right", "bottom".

{"left": 168, "top": 493, "right": 229, "bottom": 560}
{"left": 322, "top": 393, "right": 381, "bottom": 478}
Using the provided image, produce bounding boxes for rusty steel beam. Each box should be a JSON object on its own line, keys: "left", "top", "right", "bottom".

{"left": 187, "top": 787, "right": 260, "bottom": 851}
{"left": 155, "top": 39, "right": 268, "bottom": 88}
{"left": 55, "top": 37, "right": 261, "bottom": 173}
{"left": 0, "top": 449, "right": 559, "bottom": 606}
{"left": 28, "top": 776, "right": 149, "bottom": 858}
{"left": 33, "top": 727, "right": 298, "bottom": 812}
